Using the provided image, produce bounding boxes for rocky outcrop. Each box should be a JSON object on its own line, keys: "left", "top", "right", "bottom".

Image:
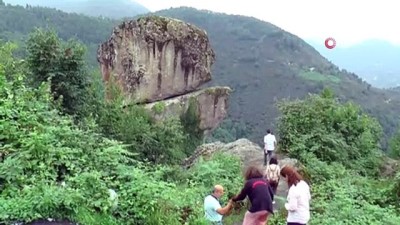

{"left": 182, "top": 139, "right": 264, "bottom": 168}
{"left": 97, "top": 15, "right": 230, "bottom": 133}
{"left": 182, "top": 138, "right": 256, "bottom": 168}
{"left": 145, "top": 86, "right": 231, "bottom": 133}
{"left": 182, "top": 138, "right": 301, "bottom": 170}
{"left": 98, "top": 16, "right": 215, "bottom": 104}
{"left": 380, "top": 156, "right": 400, "bottom": 177}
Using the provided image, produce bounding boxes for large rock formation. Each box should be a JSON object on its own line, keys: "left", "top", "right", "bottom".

{"left": 98, "top": 16, "right": 215, "bottom": 103}
{"left": 97, "top": 15, "right": 230, "bottom": 133}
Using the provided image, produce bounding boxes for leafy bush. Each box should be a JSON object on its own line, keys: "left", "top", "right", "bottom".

{"left": 266, "top": 154, "right": 400, "bottom": 225}
{"left": 272, "top": 88, "right": 400, "bottom": 225}
{"left": 0, "top": 41, "right": 132, "bottom": 223}
{"left": 388, "top": 130, "right": 400, "bottom": 159}
{"left": 309, "top": 175, "right": 400, "bottom": 225}
{"left": 26, "top": 28, "right": 91, "bottom": 119}
{"left": 0, "top": 40, "right": 245, "bottom": 224}
{"left": 277, "top": 88, "right": 383, "bottom": 175}
{"left": 93, "top": 78, "right": 187, "bottom": 165}
{"left": 114, "top": 153, "right": 243, "bottom": 224}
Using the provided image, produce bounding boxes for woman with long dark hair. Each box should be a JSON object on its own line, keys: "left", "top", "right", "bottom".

{"left": 231, "top": 165, "right": 274, "bottom": 225}
{"left": 264, "top": 157, "right": 280, "bottom": 198}
{"left": 280, "top": 166, "right": 311, "bottom": 225}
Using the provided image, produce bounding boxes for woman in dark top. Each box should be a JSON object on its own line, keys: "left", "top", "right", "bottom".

{"left": 231, "top": 165, "right": 274, "bottom": 225}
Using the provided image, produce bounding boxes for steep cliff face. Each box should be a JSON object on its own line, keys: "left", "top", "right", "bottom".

{"left": 98, "top": 16, "right": 230, "bottom": 133}
{"left": 98, "top": 16, "right": 215, "bottom": 103}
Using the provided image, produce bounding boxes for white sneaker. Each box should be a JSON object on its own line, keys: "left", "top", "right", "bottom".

{"left": 272, "top": 201, "right": 276, "bottom": 204}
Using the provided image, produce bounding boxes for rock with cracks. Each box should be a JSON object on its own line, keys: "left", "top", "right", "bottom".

{"left": 98, "top": 15, "right": 229, "bottom": 133}
{"left": 98, "top": 15, "right": 215, "bottom": 104}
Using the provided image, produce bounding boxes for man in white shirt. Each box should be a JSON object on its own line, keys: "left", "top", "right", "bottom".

{"left": 204, "top": 184, "right": 233, "bottom": 224}
{"left": 263, "top": 129, "right": 277, "bottom": 166}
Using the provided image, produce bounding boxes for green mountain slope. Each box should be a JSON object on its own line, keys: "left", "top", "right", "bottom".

{"left": 0, "top": 3, "right": 399, "bottom": 148}
{"left": 151, "top": 7, "right": 400, "bottom": 146}
{"left": 3, "top": 0, "right": 149, "bottom": 19}
{"left": 0, "top": 2, "right": 117, "bottom": 66}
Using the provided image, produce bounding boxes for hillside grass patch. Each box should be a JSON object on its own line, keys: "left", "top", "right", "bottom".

{"left": 300, "top": 71, "right": 341, "bottom": 83}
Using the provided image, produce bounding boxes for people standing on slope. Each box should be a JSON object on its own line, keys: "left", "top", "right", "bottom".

{"left": 280, "top": 166, "right": 311, "bottom": 225}
{"left": 231, "top": 165, "right": 274, "bottom": 225}
{"left": 263, "top": 129, "right": 277, "bottom": 166}
{"left": 264, "top": 157, "right": 281, "bottom": 204}
{"left": 204, "top": 184, "right": 233, "bottom": 225}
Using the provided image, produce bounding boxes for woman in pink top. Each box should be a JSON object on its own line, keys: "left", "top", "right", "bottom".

{"left": 280, "top": 166, "right": 311, "bottom": 225}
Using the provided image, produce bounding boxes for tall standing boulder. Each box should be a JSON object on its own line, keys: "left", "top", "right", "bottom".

{"left": 97, "top": 15, "right": 231, "bottom": 134}
{"left": 97, "top": 16, "right": 215, "bottom": 103}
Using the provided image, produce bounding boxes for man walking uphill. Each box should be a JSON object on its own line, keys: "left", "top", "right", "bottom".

{"left": 263, "top": 129, "right": 277, "bottom": 166}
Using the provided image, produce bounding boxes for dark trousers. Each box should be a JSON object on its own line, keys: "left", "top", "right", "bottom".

{"left": 287, "top": 223, "right": 306, "bottom": 225}
{"left": 264, "top": 150, "right": 273, "bottom": 165}
{"left": 269, "top": 180, "right": 278, "bottom": 194}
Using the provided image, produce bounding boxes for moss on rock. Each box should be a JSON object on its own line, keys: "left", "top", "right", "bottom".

{"left": 152, "top": 101, "right": 167, "bottom": 114}
{"left": 180, "top": 96, "right": 203, "bottom": 154}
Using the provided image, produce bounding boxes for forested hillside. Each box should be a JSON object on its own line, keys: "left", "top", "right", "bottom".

{"left": 0, "top": 1, "right": 117, "bottom": 67}
{"left": 151, "top": 7, "right": 400, "bottom": 147}
{"left": 3, "top": 0, "right": 149, "bottom": 19}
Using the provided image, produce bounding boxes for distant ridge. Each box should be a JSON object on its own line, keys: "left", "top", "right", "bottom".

{"left": 3, "top": 0, "right": 149, "bottom": 19}
{"left": 307, "top": 39, "right": 400, "bottom": 88}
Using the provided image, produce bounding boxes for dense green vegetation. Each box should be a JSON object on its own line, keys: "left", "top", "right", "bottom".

{"left": 25, "top": 29, "right": 92, "bottom": 119}
{"left": 270, "top": 89, "right": 400, "bottom": 225}
{"left": 0, "top": 32, "right": 244, "bottom": 224}
{"left": 299, "top": 71, "right": 341, "bottom": 83}
{"left": 0, "top": 2, "right": 117, "bottom": 67}
{"left": 388, "top": 130, "right": 400, "bottom": 159}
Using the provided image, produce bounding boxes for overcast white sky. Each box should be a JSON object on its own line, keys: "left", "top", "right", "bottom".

{"left": 135, "top": 0, "right": 400, "bottom": 47}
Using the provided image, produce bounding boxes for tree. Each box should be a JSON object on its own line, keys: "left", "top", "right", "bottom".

{"left": 388, "top": 129, "right": 400, "bottom": 159}
{"left": 0, "top": 41, "right": 131, "bottom": 223}
{"left": 276, "top": 88, "right": 383, "bottom": 175}
{"left": 26, "top": 28, "right": 91, "bottom": 118}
